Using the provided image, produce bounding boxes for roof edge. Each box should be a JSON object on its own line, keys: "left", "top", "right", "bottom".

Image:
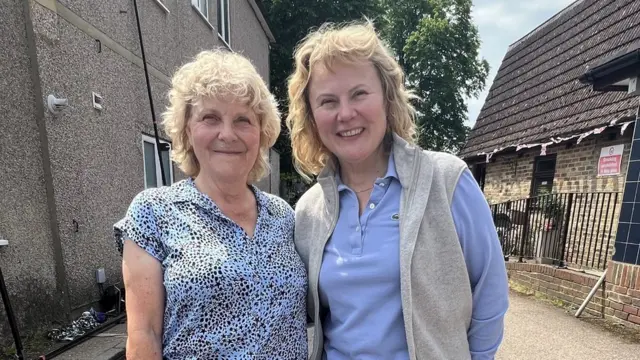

{"left": 579, "top": 48, "right": 640, "bottom": 87}
{"left": 248, "top": 0, "right": 276, "bottom": 43}
{"left": 460, "top": 116, "right": 637, "bottom": 161}
{"left": 507, "top": 0, "right": 584, "bottom": 53}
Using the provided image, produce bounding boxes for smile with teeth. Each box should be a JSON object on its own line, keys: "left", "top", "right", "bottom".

{"left": 339, "top": 128, "right": 364, "bottom": 137}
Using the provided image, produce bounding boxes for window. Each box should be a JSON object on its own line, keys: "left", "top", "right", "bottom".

{"left": 142, "top": 135, "right": 174, "bottom": 188}
{"left": 472, "top": 163, "right": 487, "bottom": 191}
{"left": 217, "top": 0, "right": 230, "bottom": 46}
{"left": 192, "top": 0, "right": 210, "bottom": 20}
{"left": 531, "top": 155, "right": 557, "bottom": 197}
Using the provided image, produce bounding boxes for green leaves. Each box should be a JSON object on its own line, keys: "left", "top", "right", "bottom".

{"left": 262, "top": 0, "right": 382, "bottom": 171}
{"left": 262, "top": 0, "right": 488, "bottom": 167}
{"left": 383, "top": 0, "right": 489, "bottom": 153}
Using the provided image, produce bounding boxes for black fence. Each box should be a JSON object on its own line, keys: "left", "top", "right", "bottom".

{"left": 491, "top": 192, "right": 620, "bottom": 271}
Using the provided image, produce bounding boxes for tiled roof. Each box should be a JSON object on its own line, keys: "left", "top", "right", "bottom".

{"left": 460, "top": 0, "right": 640, "bottom": 159}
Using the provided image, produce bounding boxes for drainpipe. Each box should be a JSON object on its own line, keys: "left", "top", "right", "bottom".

{"left": 133, "top": 0, "right": 167, "bottom": 186}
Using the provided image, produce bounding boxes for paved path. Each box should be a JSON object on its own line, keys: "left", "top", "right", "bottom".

{"left": 497, "top": 292, "right": 640, "bottom": 359}
{"left": 55, "top": 323, "right": 126, "bottom": 360}
{"left": 59, "top": 292, "right": 640, "bottom": 359}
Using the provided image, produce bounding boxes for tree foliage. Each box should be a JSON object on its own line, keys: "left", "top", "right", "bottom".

{"left": 261, "top": 0, "right": 382, "bottom": 171}
{"left": 380, "top": 0, "right": 489, "bottom": 152}
{"left": 262, "top": 0, "right": 488, "bottom": 171}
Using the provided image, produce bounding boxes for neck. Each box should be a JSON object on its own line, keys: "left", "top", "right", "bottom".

{"left": 194, "top": 173, "right": 252, "bottom": 207}
{"left": 339, "top": 145, "right": 388, "bottom": 192}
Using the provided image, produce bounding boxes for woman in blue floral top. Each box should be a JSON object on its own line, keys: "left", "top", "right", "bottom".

{"left": 114, "top": 50, "right": 307, "bottom": 359}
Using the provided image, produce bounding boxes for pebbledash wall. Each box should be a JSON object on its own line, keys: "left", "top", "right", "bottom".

{"left": 0, "top": 0, "right": 277, "bottom": 343}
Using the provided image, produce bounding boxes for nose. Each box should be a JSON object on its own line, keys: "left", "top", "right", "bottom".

{"left": 336, "top": 101, "right": 356, "bottom": 122}
{"left": 217, "top": 120, "right": 238, "bottom": 142}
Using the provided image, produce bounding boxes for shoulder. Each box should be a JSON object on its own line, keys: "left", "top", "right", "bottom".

{"left": 418, "top": 150, "right": 469, "bottom": 201}
{"left": 420, "top": 150, "right": 467, "bottom": 174}
{"left": 127, "top": 181, "right": 186, "bottom": 212}
{"left": 127, "top": 186, "right": 169, "bottom": 213}
{"left": 260, "top": 191, "right": 295, "bottom": 220}
{"left": 294, "top": 183, "right": 324, "bottom": 214}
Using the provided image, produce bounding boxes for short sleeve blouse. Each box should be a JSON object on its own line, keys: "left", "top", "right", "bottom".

{"left": 114, "top": 179, "right": 308, "bottom": 359}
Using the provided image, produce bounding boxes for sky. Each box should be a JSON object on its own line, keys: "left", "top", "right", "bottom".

{"left": 466, "top": 0, "right": 579, "bottom": 127}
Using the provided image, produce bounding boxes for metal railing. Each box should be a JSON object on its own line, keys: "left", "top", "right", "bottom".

{"left": 491, "top": 192, "right": 620, "bottom": 270}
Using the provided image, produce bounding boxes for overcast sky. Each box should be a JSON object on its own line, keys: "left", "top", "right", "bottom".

{"left": 466, "top": 0, "right": 579, "bottom": 127}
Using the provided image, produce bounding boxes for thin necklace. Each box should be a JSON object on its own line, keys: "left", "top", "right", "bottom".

{"left": 353, "top": 186, "right": 374, "bottom": 193}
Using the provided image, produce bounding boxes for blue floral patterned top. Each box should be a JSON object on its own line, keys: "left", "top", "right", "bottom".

{"left": 113, "top": 178, "right": 308, "bottom": 359}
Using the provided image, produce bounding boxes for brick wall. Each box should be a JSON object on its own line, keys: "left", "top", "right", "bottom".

{"left": 507, "top": 261, "right": 640, "bottom": 330}
{"left": 483, "top": 131, "right": 631, "bottom": 269}
{"left": 483, "top": 153, "right": 534, "bottom": 204}
{"left": 606, "top": 261, "right": 640, "bottom": 326}
{"left": 483, "top": 131, "right": 632, "bottom": 205}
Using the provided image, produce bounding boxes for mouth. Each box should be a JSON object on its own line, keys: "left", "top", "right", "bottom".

{"left": 338, "top": 128, "right": 364, "bottom": 138}
{"left": 214, "top": 150, "right": 243, "bottom": 155}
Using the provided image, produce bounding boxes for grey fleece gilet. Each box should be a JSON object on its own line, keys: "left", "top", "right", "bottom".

{"left": 294, "top": 133, "right": 473, "bottom": 360}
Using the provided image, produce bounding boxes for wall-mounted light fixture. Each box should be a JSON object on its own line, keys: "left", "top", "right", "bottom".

{"left": 47, "top": 94, "right": 69, "bottom": 115}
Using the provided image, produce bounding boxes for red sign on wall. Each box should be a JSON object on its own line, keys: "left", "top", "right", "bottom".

{"left": 598, "top": 145, "right": 624, "bottom": 176}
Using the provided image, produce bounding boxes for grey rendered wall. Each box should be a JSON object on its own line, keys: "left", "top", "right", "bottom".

{"left": 0, "top": 0, "right": 65, "bottom": 340}
{"left": 28, "top": 0, "right": 273, "bottom": 312}
{"left": 230, "top": 0, "right": 271, "bottom": 83}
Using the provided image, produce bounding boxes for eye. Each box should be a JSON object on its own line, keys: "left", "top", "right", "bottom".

{"left": 354, "top": 90, "right": 368, "bottom": 97}
{"left": 236, "top": 116, "right": 252, "bottom": 123}
{"left": 320, "top": 98, "right": 335, "bottom": 106}
{"left": 202, "top": 114, "right": 220, "bottom": 123}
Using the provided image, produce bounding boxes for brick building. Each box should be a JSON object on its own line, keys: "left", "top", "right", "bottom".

{"left": 0, "top": 0, "right": 277, "bottom": 343}
{"left": 460, "top": 0, "right": 639, "bottom": 270}
{"left": 462, "top": 0, "right": 640, "bottom": 330}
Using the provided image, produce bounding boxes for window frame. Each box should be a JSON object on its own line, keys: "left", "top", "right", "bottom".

{"left": 530, "top": 154, "right": 557, "bottom": 197}
{"left": 472, "top": 163, "right": 487, "bottom": 192}
{"left": 191, "top": 0, "right": 214, "bottom": 29}
{"left": 151, "top": 0, "right": 170, "bottom": 13}
{"left": 217, "top": 0, "right": 231, "bottom": 47}
{"left": 142, "top": 134, "right": 174, "bottom": 189}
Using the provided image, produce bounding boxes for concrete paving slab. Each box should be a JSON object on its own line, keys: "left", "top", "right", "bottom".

{"left": 54, "top": 323, "right": 126, "bottom": 360}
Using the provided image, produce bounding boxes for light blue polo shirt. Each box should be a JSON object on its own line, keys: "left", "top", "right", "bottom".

{"left": 318, "top": 151, "right": 507, "bottom": 360}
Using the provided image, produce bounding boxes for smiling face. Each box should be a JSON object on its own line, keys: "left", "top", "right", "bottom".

{"left": 307, "top": 60, "right": 388, "bottom": 167}
{"left": 187, "top": 97, "right": 260, "bottom": 184}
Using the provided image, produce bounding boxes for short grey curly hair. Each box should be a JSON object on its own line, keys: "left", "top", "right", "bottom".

{"left": 162, "top": 50, "right": 281, "bottom": 183}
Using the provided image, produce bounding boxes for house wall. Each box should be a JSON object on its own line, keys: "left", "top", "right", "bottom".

{"left": 480, "top": 130, "right": 632, "bottom": 270}
{"left": 0, "top": 0, "right": 275, "bottom": 340}
{"left": 0, "top": 0, "right": 67, "bottom": 338}
{"left": 483, "top": 130, "right": 632, "bottom": 205}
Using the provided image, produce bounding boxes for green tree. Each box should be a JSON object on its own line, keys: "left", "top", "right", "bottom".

{"left": 261, "top": 0, "right": 383, "bottom": 171}
{"left": 380, "top": 0, "right": 489, "bottom": 152}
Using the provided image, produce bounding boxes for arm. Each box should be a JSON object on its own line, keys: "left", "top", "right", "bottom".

{"left": 451, "top": 169, "right": 509, "bottom": 360}
{"left": 122, "top": 239, "right": 164, "bottom": 360}
{"left": 113, "top": 190, "right": 168, "bottom": 360}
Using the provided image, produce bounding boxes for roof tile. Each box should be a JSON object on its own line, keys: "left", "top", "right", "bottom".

{"left": 461, "top": 0, "right": 640, "bottom": 158}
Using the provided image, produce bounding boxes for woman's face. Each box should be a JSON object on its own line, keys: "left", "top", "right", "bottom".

{"left": 187, "top": 97, "right": 260, "bottom": 184}
{"left": 307, "top": 60, "right": 387, "bottom": 167}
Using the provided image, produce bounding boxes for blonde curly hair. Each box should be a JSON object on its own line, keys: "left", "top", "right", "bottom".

{"left": 286, "top": 20, "right": 417, "bottom": 180}
{"left": 162, "top": 50, "right": 280, "bottom": 183}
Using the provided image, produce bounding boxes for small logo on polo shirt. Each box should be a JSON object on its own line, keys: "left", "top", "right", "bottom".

{"left": 392, "top": 213, "right": 400, "bottom": 221}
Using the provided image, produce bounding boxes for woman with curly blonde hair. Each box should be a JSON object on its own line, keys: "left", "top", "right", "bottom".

{"left": 288, "top": 21, "right": 508, "bottom": 360}
{"left": 114, "top": 50, "right": 307, "bottom": 359}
